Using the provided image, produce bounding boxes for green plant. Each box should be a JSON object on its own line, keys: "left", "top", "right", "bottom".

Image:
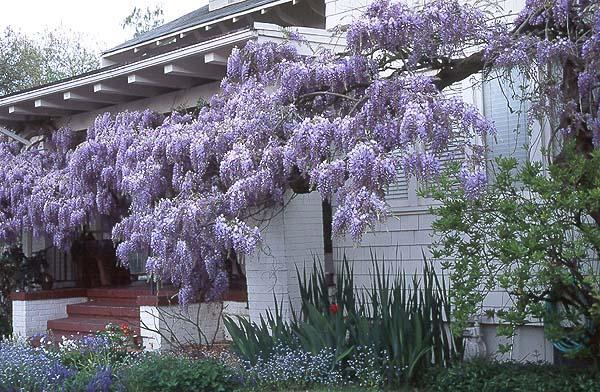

{"left": 225, "top": 255, "right": 460, "bottom": 386}
{"left": 0, "top": 245, "right": 20, "bottom": 337}
{"left": 0, "top": 245, "right": 49, "bottom": 337}
{"left": 121, "top": 353, "right": 240, "bottom": 392}
{"left": 431, "top": 145, "right": 600, "bottom": 359}
{"left": 423, "top": 359, "right": 600, "bottom": 392}
{"left": 224, "top": 298, "right": 297, "bottom": 366}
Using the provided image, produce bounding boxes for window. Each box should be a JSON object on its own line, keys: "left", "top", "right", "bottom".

{"left": 483, "top": 74, "right": 530, "bottom": 172}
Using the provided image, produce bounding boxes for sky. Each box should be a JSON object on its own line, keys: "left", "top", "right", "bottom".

{"left": 0, "top": 1, "right": 206, "bottom": 52}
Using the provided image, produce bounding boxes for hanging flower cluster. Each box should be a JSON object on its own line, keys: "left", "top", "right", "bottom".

{"left": 0, "top": 0, "right": 597, "bottom": 304}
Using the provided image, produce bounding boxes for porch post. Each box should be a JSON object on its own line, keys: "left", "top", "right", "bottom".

{"left": 245, "top": 192, "right": 325, "bottom": 324}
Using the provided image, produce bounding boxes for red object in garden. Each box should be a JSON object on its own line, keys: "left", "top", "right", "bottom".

{"left": 329, "top": 303, "right": 339, "bottom": 314}
{"left": 120, "top": 323, "right": 131, "bottom": 334}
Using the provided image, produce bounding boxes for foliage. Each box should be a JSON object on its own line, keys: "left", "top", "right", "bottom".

{"left": 225, "top": 256, "right": 460, "bottom": 387}
{"left": 98, "top": 322, "right": 139, "bottom": 351}
{"left": 120, "top": 353, "right": 241, "bottom": 392}
{"left": 0, "top": 332, "right": 241, "bottom": 391}
{"left": 66, "top": 365, "right": 123, "bottom": 392}
{"left": 0, "top": 246, "right": 20, "bottom": 337}
{"left": 0, "top": 26, "right": 98, "bottom": 95}
{"left": 41, "top": 327, "right": 136, "bottom": 373}
{"left": 423, "top": 359, "right": 600, "bottom": 392}
{"left": 122, "top": 5, "right": 165, "bottom": 38}
{"left": 0, "top": 245, "right": 51, "bottom": 337}
{"left": 0, "top": 0, "right": 598, "bottom": 304}
{"left": 431, "top": 146, "right": 600, "bottom": 358}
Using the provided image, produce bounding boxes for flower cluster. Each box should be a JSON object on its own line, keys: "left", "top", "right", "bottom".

{"left": 85, "top": 366, "right": 118, "bottom": 392}
{"left": 243, "top": 345, "right": 343, "bottom": 387}
{"left": 0, "top": 338, "right": 73, "bottom": 391}
{"left": 346, "top": 346, "right": 394, "bottom": 388}
{"left": 485, "top": 0, "right": 599, "bottom": 150}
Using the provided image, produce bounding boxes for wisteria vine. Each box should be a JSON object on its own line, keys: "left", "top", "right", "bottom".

{"left": 0, "top": 0, "right": 598, "bottom": 304}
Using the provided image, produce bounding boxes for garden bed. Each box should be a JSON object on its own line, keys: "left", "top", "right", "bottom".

{"left": 1, "top": 333, "right": 598, "bottom": 392}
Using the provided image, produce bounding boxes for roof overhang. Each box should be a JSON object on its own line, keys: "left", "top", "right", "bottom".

{"left": 102, "top": 0, "right": 294, "bottom": 58}
{"left": 0, "top": 28, "right": 256, "bottom": 126}
{"left": 0, "top": 23, "right": 342, "bottom": 129}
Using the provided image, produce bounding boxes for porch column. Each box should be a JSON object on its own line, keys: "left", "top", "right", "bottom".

{"left": 245, "top": 192, "right": 325, "bottom": 324}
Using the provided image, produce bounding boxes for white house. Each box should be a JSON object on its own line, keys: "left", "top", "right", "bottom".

{"left": 3, "top": 0, "right": 555, "bottom": 361}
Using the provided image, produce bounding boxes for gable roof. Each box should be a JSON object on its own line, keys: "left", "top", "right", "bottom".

{"left": 105, "top": 0, "right": 283, "bottom": 54}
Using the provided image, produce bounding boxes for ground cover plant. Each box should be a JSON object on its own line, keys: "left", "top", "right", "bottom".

{"left": 0, "top": 331, "right": 242, "bottom": 392}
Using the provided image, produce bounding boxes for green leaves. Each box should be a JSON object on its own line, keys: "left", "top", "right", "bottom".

{"left": 120, "top": 354, "right": 238, "bottom": 392}
{"left": 225, "top": 255, "right": 460, "bottom": 386}
{"left": 432, "top": 146, "right": 600, "bottom": 359}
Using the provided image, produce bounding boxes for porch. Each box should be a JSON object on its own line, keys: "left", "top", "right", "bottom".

{"left": 11, "top": 282, "right": 248, "bottom": 350}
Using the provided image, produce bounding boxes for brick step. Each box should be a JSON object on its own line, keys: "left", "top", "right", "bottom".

{"left": 67, "top": 302, "right": 139, "bottom": 318}
{"left": 86, "top": 287, "right": 178, "bottom": 303}
{"left": 87, "top": 287, "right": 152, "bottom": 299}
{"left": 87, "top": 297, "right": 139, "bottom": 306}
{"left": 48, "top": 316, "right": 139, "bottom": 334}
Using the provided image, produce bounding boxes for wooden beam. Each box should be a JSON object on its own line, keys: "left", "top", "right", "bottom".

{"left": 0, "top": 114, "right": 25, "bottom": 122}
{"left": 127, "top": 74, "right": 190, "bottom": 89}
{"left": 0, "top": 127, "right": 30, "bottom": 146}
{"left": 163, "top": 64, "right": 225, "bottom": 80}
{"left": 204, "top": 52, "right": 228, "bottom": 66}
{"left": 93, "top": 83, "right": 156, "bottom": 97}
{"left": 35, "top": 99, "right": 97, "bottom": 112}
{"left": 63, "top": 91, "right": 123, "bottom": 105}
{"left": 155, "top": 37, "right": 177, "bottom": 47}
{"left": 9, "top": 105, "right": 62, "bottom": 117}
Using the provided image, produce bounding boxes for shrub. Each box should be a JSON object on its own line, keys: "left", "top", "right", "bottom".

{"left": 0, "top": 338, "right": 73, "bottom": 391}
{"left": 431, "top": 150, "right": 600, "bottom": 357}
{"left": 64, "top": 365, "right": 124, "bottom": 392}
{"left": 423, "top": 359, "right": 600, "bottom": 392}
{"left": 121, "top": 353, "right": 241, "bottom": 392}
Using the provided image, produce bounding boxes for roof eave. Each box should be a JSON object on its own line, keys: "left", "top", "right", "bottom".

{"left": 101, "top": 0, "right": 291, "bottom": 58}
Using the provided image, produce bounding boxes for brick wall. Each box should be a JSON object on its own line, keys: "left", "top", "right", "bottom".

{"left": 139, "top": 302, "right": 226, "bottom": 351}
{"left": 12, "top": 297, "right": 88, "bottom": 337}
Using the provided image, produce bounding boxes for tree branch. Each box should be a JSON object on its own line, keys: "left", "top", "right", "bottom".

{"left": 433, "top": 51, "right": 485, "bottom": 91}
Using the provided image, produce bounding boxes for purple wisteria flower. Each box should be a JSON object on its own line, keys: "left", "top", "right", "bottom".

{"left": 0, "top": 0, "right": 596, "bottom": 304}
